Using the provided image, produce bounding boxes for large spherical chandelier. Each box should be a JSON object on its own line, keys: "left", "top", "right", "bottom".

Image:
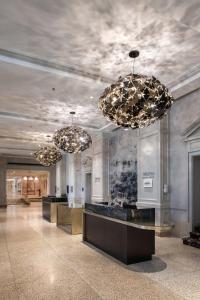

{"left": 33, "top": 145, "right": 62, "bottom": 167}
{"left": 99, "top": 50, "right": 174, "bottom": 128}
{"left": 53, "top": 112, "right": 92, "bottom": 153}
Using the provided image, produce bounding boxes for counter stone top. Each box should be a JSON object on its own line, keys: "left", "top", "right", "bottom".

{"left": 84, "top": 210, "right": 156, "bottom": 231}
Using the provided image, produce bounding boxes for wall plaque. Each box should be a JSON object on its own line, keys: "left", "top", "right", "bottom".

{"left": 143, "top": 178, "right": 153, "bottom": 188}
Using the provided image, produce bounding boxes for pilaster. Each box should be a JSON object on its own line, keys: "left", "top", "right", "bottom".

{"left": 137, "top": 117, "right": 170, "bottom": 226}
{"left": 91, "top": 133, "right": 109, "bottom": 203}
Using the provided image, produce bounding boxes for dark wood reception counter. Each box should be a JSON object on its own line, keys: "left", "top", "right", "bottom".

{"left": 83, "top": 203, "right": 155, "bottom": 265}
{"left": 42, "top": 196, "right": 68, "bottom": 223}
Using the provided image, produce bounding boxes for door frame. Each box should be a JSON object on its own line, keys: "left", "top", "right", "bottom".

{"left": 188, "top": 150, "right": 200, "bottom": 231}
{"left": 85, "top": 172, "right": 92, "bottom": 203}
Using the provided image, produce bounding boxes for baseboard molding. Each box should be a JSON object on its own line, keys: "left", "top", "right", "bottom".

{"left": 155, "top": 225, "right": 174, "bottom": 237}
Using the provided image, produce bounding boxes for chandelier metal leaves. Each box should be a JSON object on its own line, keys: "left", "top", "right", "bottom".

{"left": 33, "top": 145, "right": 62, "bottom": 167}
{"left": 98, "top": 51, "right": 174, "bottom": 128}
{"left": 53, "top": 112, "right": 92, "bottom": 153}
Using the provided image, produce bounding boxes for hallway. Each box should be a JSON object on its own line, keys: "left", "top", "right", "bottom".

{"left": 0, "top": 204, "right": 200, "bottom": 300}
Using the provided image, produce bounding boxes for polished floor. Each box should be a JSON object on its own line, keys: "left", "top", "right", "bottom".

{"left": 0, "top": 204, "right": 199, "bottom": 300}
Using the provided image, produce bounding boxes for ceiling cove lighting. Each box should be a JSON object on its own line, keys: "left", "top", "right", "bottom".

{"left": 98, "top": 50, "right": 174, "bottom": 129}
{"left": 53, "top": 112, "right": 92, "bottom": 154}
{"left": 33, "top": 145, "right": 62, "bottom": 167}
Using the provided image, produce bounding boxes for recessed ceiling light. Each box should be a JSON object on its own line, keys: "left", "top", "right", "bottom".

{"left": 90, "top": 96, "right": 94, "bottom": 99}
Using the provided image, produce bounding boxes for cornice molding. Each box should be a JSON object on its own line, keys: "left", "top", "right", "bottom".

{"left": 0, "top": 48, "right": 112, "bottom": 84}
{"left": 182, "top": 118, "right": 200, "bottom": 141}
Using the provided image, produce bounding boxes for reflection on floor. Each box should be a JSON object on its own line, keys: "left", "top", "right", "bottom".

{"left": 0, "top": 204, "right": 199, "bottom": 300}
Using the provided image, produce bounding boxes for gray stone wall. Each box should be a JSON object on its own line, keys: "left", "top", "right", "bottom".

{"left": 169, "top": 88, "right": 200, "bottom": 236}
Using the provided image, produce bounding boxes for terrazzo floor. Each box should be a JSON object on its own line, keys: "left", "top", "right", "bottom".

{"left": 0, "top": 203, "right": 199, "bottom": 300}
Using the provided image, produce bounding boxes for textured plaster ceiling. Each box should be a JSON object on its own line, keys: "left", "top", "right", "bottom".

{"left": 0, "top": 0, "right": 200, "bottom": 157}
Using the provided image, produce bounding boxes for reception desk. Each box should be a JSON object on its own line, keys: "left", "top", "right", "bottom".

{"left": 83, "top": 203, "right": 155, "bottom": 265}
{"left": 42, "top": 196, "right": 68, "bottom": 223}
{"left": 57, "top": 203, "right": 83, "bottom": 234}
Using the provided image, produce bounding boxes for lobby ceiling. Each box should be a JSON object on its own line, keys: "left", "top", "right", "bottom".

{"left": 0, "top": 0, "right": 200, "bottom": 157}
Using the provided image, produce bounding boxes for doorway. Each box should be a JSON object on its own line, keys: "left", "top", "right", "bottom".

{"left": 192, "top": 156, "right": 200, "bottom": 230}
{"left": 85, "top": 173, "right": 92, "bottom": 203}
{"left": 6, "top": 170, "right": 49, "bottom": 205}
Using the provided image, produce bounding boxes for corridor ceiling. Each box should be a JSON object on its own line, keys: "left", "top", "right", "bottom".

{"left": 0, "top": 0, "right": 200, "bottom": 157}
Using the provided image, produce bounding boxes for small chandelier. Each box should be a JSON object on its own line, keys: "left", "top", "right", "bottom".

{"left": 53, "top": 112, "right": 92, "bottom": 153}
{"left": 99, "top": 50, "right": 174, "bottom": 128}
{"left": 33, "top": 145, "right": 62, "bottom": 167}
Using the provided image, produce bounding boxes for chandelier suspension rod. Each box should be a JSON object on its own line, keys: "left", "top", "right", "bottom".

{"left": 132, "top": 58, "right": 135, "bottom": 74}
{"left": 70, "top": 111, "right": 75, "bottom": 125}
{"left": 129, "top": 50, "right": 140, "bottom": 74}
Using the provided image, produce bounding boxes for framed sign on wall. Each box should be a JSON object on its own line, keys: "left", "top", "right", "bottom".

{"left": 143, "top": 178, "right": 153, "bottom": 188}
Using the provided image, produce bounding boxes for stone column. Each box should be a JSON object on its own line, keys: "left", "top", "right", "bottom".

{"left": 66, "top": 153, "right": 82, "bottom": 206}
{"left": 0, "top": 157, "right": 7, "bottom": 207}
{"left": 56, "top": 155, "right": 67, "bottom": 197}
{"left": 49, "top": 166, "right": 56, "bottom": 196}
{"left": 80, "top": 148, "right": 92, "bottom": 205}
{"left": 91, "top": 133, "right": 109, "bottom": 203}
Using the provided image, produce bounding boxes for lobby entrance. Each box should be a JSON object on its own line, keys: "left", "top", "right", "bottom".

{"left": 6, "top": 169, "right": 49, "bottom": 205}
